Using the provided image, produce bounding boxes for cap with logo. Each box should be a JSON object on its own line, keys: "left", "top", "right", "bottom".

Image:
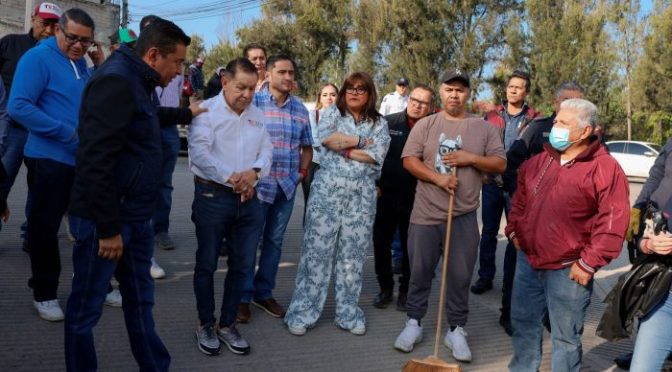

{"left": 33, "top": 2, "right": 63, "bottom": 20}
{"left": 109, "top": 28, "right": 138, "bottom": 46}
{"left": 439, "top": 68, "right": 470, "bottom": 88}
{"left": 396, "top": 77, "right": 409, "bottom": 86}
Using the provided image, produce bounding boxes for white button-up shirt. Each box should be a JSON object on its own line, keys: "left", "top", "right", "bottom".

{"left": 188, "top": 94, "right": 273, "bottom": 187}
{"left": 379, "top": 91, "right": 409, "bottom": 115}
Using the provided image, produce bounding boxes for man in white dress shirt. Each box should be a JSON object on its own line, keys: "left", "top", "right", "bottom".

{"left": 188, "top": 58, "right": 273, "bottom": 357}
{"left": 379, "top": 77, "right": 410, "bottom": 115}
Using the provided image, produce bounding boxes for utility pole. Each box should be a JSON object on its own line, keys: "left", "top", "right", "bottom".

{"left": 122, "top": 0, "right": 129, "bottom": 27}
{"left": 24, "top": 0, "right": 36, "bottom": 32}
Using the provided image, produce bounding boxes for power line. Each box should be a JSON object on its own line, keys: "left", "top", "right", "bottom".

{"left": 130, "top": 0, "right": 266, "bottom": 21}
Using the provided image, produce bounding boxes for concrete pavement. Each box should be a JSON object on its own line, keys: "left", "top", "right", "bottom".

{"left": 0, "top": 158, "right": 639, "bottom": 371}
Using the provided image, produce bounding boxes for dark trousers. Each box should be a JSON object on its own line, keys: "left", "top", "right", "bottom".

{"left": 406, "top": 212, "right": 480, "bottom": 326}
{"left": 373, "top": 191, "right": 412, "bottom": 294}
{"left": 25, "top": 157, "right": 74, "bottom": 301}
{"left": 0, "top": 122, "right": 30, "bottom": 238}
{"left": 152, "top": 126, "right": 180, "bottom": 234}
{"left": 478, "top": 183, "right": 517, "bottom": 316}
{"left": 65, "top": 216, "right": 170, "bottom": 372}
{"left": 192, "top": 182, "right": 264, "bottom": 327}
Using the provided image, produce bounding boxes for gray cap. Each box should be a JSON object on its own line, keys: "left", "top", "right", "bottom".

{"left": 396, "top": 77, "right": 409, "bottom": 86}
{"left": 439, "top": 68, "right": 470, "bottom": 87}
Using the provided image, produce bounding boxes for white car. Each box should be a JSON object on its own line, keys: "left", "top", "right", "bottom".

{"left": 606, "top": 140, "right": 660, "bottom": 179}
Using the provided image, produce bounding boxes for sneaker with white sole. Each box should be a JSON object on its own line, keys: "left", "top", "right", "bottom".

{"left": 33, "top": 299, "right": 65, "bottom": 321}
{"left": 104, "top": 288, "right": 122, "bottom": 307}
{"left": 394, "top": 318, "right": 423, "bottom": 352}
{"left": 150, "top": 257, "right": 166, "bottom": 279}
{"left": 444, "top": 326, "right": 472, "bottom": 362}
{"left": 195, "top": 324, "right": 221, "bottom": 356}
{"left": 217, "top": 324, "right": 250, "bottom": 355}
{"left": 287, "top": 324, "right": 307, "bottom": 336}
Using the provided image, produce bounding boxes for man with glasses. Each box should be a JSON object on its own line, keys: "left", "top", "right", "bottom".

{"left": 373, "top": 84, "right": 435, "bottom": 312}
{"left": 7, "top": 8, "right": 98, "bottom": 321}
{"left": 0, "top": 2, "right": 63, "bottom": 246}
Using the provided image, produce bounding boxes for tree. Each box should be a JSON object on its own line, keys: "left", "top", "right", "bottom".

{"left": 202, "top": 39, "right": 241, "bottom": 79}
{"left": 631, "top": 0, "right": 672, "bottom": 143}
{"left": 187, "top": 34, "right": 206, "bottom": 64}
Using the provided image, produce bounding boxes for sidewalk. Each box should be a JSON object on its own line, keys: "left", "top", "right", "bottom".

{"left": 0, "top": 158, "right": 635, "bottom": 371}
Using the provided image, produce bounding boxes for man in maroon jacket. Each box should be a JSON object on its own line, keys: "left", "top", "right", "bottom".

{"left": 505, "top": 98, "right": 629, "bottom": 371}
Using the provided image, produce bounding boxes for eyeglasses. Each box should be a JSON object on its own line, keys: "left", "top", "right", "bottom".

{"left": 62, "top": 31, "right": 94, "bottom": 48}
{"left": 346, "top": 87, "right": 368, "bottom": 95}
{"left": 409, "top": 96, "right": 431, "bottom": 108}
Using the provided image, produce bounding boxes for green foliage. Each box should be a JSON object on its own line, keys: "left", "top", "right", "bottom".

{"left": 187, "top": 34, "right": 206, "bottom": 64}
{"left": 202, "top": 39, "right": 241, "bottom": 79}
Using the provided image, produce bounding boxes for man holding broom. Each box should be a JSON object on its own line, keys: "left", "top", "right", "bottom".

{"left": 393, "top": 69, "right": 506, "bottom": 363}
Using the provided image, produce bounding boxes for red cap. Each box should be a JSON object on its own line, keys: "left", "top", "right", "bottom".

{"left": 33, "top": 2, "right": 63, "bottom": 20}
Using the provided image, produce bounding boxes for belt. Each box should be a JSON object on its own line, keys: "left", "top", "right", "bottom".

{"left": 194, "top": 176, "right": 235, "bottom": 193}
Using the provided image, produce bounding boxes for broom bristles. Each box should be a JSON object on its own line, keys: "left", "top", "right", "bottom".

{"left": 402, "top": 356, "right": 461, "bottom": 372}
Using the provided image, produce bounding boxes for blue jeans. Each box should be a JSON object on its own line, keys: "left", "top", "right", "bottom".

{"left": 478, "top": 183, "right": 517, "bottom": 315}
{"left": 509, "top": 251, "right": 592, "bottom": 372}
{"left": 192, "top": 182, "right": 264, "bottom": 326}
{"left": 0, "top": 122, "right": 29, "bottom": 237}
{"left": 25, "top": 157, "right": 74, "bottom": 301}
{"left": 630, "top": 291, "right": 672, "bottom": 372}
{"left": 64, "top": 215, "right": 170, "bottom": 372}
{"left": 242, "top": 185, "right": 295, "bottom": 303}
{"left": 152, "top": 126, "right": 180, "bottom": 234}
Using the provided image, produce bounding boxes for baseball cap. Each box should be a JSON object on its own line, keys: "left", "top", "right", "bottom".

{"left": 109, "top": 28, "right": 138, "bottom": 45}
{"left": 33, "top": 2, "right": 63, "bottom": 21}
{"left": 396, "top": 78, "right": 409, "bottom": 86}
{"left": 439, "top": 68, "right": 470, "bottom": 88}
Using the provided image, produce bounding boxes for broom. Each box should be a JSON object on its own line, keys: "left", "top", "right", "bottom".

{"left": 402, "top": 173, "right": 462, "bottom": 372}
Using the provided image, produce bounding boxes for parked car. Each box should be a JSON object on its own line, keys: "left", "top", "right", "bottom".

{"left": 606, "top": 140, "right": 660, "bottom": 179}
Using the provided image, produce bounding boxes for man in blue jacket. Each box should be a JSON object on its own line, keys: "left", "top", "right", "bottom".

{"left": 7, "top": 8, "right": 96, "bottom": 322}
{"left": 64, "top": 19, "right": 191, "bottom": 372}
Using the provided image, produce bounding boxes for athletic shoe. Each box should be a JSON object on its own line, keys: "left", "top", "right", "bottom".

{"left": 287, "top": 324, "right": 307, "bottom": 336}
{"left": 150, "top": 257, "right": 166, "bottom": 279}
{"left": 33, "top": 299, "right": 65, "bottom": 322}
{"left": 394, "top": 318, "right": 423, "bottom": 352}
{"left": 217, "top": 324, "right": 250, "bottom": 355}
{"left": 195, "top": 324, "right": 221, "bottom": 356}
{"left": 104, "top": 288, "right": 122, "bottom": 307}
{"left": 444, "top": 326, "right": 472, "bottom": 362}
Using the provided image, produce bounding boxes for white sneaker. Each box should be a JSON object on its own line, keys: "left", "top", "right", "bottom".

{"left": 104, "top": 288, "right": 122, "bottom": 307}
{"left": 33, "top": 299, "right": 65, "bottom": 321}
{"left": 444, "top": 326, "right": 472, "bottom": 362}
{"left": 350, "top": 323, "right": 366, "bottom": 336}
{"left": 287, "top": 324, "right": 307, "bottom": 336}
{"left": 150, "top": 257, "right": 166, "bottom": 279}
{"left": 394, "top": 318, "right": 423, "bottom": 352}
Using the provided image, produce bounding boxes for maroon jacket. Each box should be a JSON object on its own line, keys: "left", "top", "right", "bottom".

{"left": 505, "top": 138, "right": 629, "bottom": 274}
{"left": 483, "top": 103, "right": 541, "bottom": 134}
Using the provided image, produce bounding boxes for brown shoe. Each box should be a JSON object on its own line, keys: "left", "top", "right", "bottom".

{"left": 251, "top": 298, "right": 285, "bottom": 318}
{"left": 236, "top": 303, "right": 251, "bottom": 323}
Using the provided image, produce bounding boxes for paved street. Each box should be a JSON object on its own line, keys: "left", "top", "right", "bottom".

{"left": 0, "top": 158, "right": 641, "bottom": 371}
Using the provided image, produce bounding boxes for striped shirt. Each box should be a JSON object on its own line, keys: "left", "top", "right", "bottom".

{"left": 254, "top": 89, "right": 312, "bottom": 203}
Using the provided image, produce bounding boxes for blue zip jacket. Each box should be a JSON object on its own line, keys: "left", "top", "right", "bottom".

{"left": 7, "top": 36, "right": 90, "bottom": 166}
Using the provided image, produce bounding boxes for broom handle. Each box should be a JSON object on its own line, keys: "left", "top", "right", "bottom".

{"left": 433, "top": 171, "right": 457, "bottom": 358}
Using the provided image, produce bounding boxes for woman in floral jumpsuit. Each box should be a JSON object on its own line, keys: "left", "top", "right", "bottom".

{"left": 284, "top": 72, "right": 390, "bottom": 336}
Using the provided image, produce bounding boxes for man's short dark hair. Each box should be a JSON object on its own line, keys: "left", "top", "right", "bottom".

{"left": 139, "top": 15, "right": 164, "bottom": 31}
{"left": 135, "top": 19, "right": 191, "bottom": 57}
{"left": 59, "top": 8, "right": 95, "bottom": 32}
{"left": 266, "top": 54, "right": 296, "bottom": 71}
{"left": 413, "top": 83, "right": 436, "bottom": 101}
{"left": 555, "top": 81, "right": 585, "bottom": 98}
{"left": 508, "top": 70, "right": 531, "bottom": 92}
{"left": 243, "top": 43, "right": 267, "bottom": 59}
{"left": 224, "top": 58, "right": 257, "bottom": 77}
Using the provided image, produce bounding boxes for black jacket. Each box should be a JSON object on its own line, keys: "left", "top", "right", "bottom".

{"left": 378, "top": 110, "right": 417, "bottom": 200}
{"left": 0, "top": 30, "right": 37, "bottom": 93}
{"left": 69, "top": 45, "right": 183, "bottom": 238}
{"left": 0, "top": 161, "right": 7, "bottom": 213}
{"left": 503, "top": 114, "right": 555, "bottom": 194}
{"left": 203, "top": 72, "right": 222, "bottom": 100}
{"left": 597, "top": 255, "right": 672, "bottom": 341}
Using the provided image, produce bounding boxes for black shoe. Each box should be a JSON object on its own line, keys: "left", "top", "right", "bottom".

{"left": 499, "top": 313, "right": 513, "bottom": 336}
{"left": 373, "top": 291, "right": 393, "bottom": 309}
{"left": 396, "top": 292, "right": 408, "bottom": 312}
{"left": 614, "top": 352, "right": 632, "bottom": 369}
{"left": 470, "top": 278, "right": 493, "bottom": 295}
